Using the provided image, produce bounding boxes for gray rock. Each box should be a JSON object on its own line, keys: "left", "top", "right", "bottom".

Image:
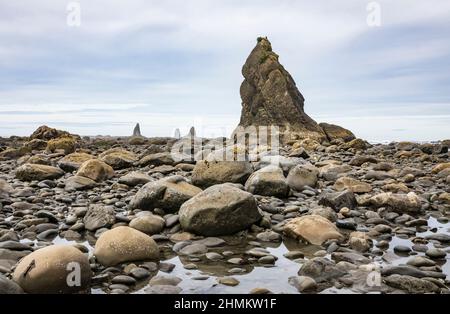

{"left": 133, "top": 123, "right": 142, "bottom": 137}
{"left": 245, "top": 166, "right": 289, "bottom": 197}
{"left": 118, "top": 172, "right": 152, "bottom": 186}
{"left": 319, "top": 190, "right": 357, "bottom": 211}
{"left": 179, "top": 243, "right": 208, "bottom": 256}
{"left": 426, "top": 248, "right": 446, "bottom": 259}
{"left": 179, "top": 184, "right": 262, "bottom": 236}
{"left": 129, "top": 214, "right": 165, "bottom": 235}
{"left": 83, "top": 204, "right": 116, "bottom": 231}
{"left": 288, "top": 276, "right": 317, "bottom": 292}
{"left": 298, "top": 257, "right": 345, "bottom": 283}
{"left": 65, "top": 175, "right": 97, "bottom": 191}
{"left": 192, "top": 160, "right": 253, "bottom": 188}
{"left": 286, "top": 164, "right": 319, "bottom": 191}
{"left": 384, "top": 275, "right": 440, "bottom": 293}
{"left": 129, "top": 175, "right": 202, "bottom": 212}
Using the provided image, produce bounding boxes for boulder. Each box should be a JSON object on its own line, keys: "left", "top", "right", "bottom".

{"left": 298, "top": 257, "right": 345, "bottom": 283}
{"left": 12, "top": 245, "right": 91, "bottom": 294}
{"left": 94, "top": 226, "right": 159, "bottom": 266}
{"left": 19, "top": 154, "right": 51, "bottom": 166}
{"left": 129, "top": 175, "right": 202, "bottom": 212}
{"left": 0, "top": 147, "right": 30, "bottom": 160}
{"left": 342, "top": 138, "right": 368, "bottom": 150}
{"left": 128, "top": 136, "right": 147, "bottom": 145}
{"left": 83, "top": 204, "right": 116, "bottom": 231}
{"left": 76, "top": 159, "right": 115, "bottom": 182}
{"left": 333, "top": 177, "right": 372, "bottom": 194}
{"left": 384, "top": 275, "right": 440, "bottom": 294}
{"left": 432, "top": 162, "right": 450, "bottom": 174}
{"left": 30, "top": 125, "right": 76, "bottom": 141}
{"left": 284, "top": 215, "right": 343, "bottom": 245}
{"left": 257, "top": 155, "right": 304, "bottom": 174}
{"left": 99, "top": 148, "right": 138, "bottom": 169}
{"left": 368, "top": 192, "right": 422, "bottom": 213}
{"left": 286, "top": 164, "right": 319, "bottom": 191}
{"left": 349, "top": 231, "right": 370, "bottom": 252}
{"left": 15, "top": 164, "right": 64, "bottom": 181}
{"left": 57, "top": 152, "right": 94, "bottom": 172}
{"left": 319, "top": 190, "right": 357, "bottom": 211}
{"left": 65, "top": 175, "right": 97, "bottom": 191}
{"left": 319, "top": 164, "right": 352, "bottom": 181}
{"left": 319, "top": 123, "right": 356, "bottom": 143}
{"left": 129, "top": 214, "right": 165, "bottom": 235}
{"left": 118, "top": 171, "right": 152, "bottom": 186}
{"left": 245, "top": 165, "right": 289, "bottom": 197}
{"left": 191, "top": 160, "right": 253, "bottom": 188}
{"left": 139, "top": 152, "right": 175, "bottom": 167}
{"left": 23, "top": 139, "right": 47, "bottom": 151}
{"left": 349, "top": 155, "right": 378, "bottom": 166}
{"left": 179, "top": 184, "right": 262, "bottom": 236}
{"left": 46, "top": 136, "right": 77, "bottom": 154}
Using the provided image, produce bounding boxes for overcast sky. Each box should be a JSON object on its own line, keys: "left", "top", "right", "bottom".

{"left": 0, "top": 0, "right": 449, "bottom": 141}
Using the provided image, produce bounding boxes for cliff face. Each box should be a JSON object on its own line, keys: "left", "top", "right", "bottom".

{"left": 237, "top": 37, "right": 326, "bottom": 142}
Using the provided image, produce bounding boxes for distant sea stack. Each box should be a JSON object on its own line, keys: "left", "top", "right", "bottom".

{"left": 133, "top": 123, "right": 142, "bottom": 137}
{"left": 236, "top": 37, "right": 328, "bottom": 142}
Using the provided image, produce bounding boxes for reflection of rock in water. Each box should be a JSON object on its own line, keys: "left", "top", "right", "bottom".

{"left": 159, "top": 235, "right": 291, "bottom": 277}
{"left": 178, "top": 255, "right": 254, "bottom": 277}
{"left": 282, "top": 237, "right": 324, "bottom": 259}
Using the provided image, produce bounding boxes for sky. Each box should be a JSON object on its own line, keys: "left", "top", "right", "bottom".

{"left": 0, "top": 0, "right": 449, "bottom": 142}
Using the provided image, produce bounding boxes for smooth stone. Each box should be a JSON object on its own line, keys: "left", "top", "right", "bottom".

{"left": 179, "top": 243, "right": 208, "bottom": 256}
{"left": 288, "top": 276, "right": 317, "bottom": 292}
{"left": 426, "top": 248, "right": 446, "bottom": 259}
{"left": 217, "top": 277, "right": 240, "bottom": 286}
{"left": 111, "top": 275, "right": 137, "bottom": 285}
{"left": 149, "top": 275, "right": 182, "bottom": 286}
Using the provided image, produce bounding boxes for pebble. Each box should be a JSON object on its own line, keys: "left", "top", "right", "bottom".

{"left": 111, "top": 275, "right": 136, "bottom": 285}
{"left": 258, "top": 255, "right": 276, "bottom": 265}
{"left": 129, "top": 267, "right": 150, "bottom": 280}
{"left": 217, "top": 277, "right": 240, "bottom": 286}
{"left": 394, "top": 245, "right": 412, "bottom": 254}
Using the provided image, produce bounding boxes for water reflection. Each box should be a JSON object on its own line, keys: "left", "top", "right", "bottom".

{"left": 40, "top": 215, "right": 450, "bottom": 294}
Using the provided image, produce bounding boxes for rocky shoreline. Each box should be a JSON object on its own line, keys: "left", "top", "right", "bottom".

{"left": 0, "top": 37, "right": 449, "bottom": 295}
{"left": 0, "top": 125, "right": 449, "bottom": 294}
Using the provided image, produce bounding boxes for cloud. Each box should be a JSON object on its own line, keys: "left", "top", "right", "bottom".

{"left": 0, "top": 1, "right": 449, "bottom": 140}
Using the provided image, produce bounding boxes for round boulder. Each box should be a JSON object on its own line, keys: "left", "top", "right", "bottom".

{"left": 129, "top": 214, "right": 165, "bottom": 235}
{"left": 12, "top": 245, "right": 91, "bottom": 294}
{"left": 94, "top": 226, "right": 160, "bottom": 266}
{"left": 99, "top": 148, "right": 138, "bottom": 169}
{"left": 15, "top": 163, "right": 64, "bottom": 181}
{"left": 286, "top": 164, "right": 319, "bottom": 191}
{"left": 179, "top": 184, "right": 262, "bottom": 236}
{"left": 76, "top": 159, "right": 115, "bottom": 182}
{"left": 191, "top": 160, "right": 253, "bottom": 188}
{"left": 284, "top": 215, "right": 343, "bottom": 245}
{"left": 245, "top": 165, "right": 289, "bottom": 197}
{"left": 129, "top": 175, "right": 202, "bottom": 212}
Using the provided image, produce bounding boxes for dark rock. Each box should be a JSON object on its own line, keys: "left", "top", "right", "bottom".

{"left": 234, "top": 37, "right": 326, "bottom": 142}
{"left": 319, "top": 190, "right": 357, "bottom": 211}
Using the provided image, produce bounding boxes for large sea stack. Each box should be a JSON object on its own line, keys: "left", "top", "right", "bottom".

{"left": 235, "top": 37, "right": 327, "bottom": 142}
